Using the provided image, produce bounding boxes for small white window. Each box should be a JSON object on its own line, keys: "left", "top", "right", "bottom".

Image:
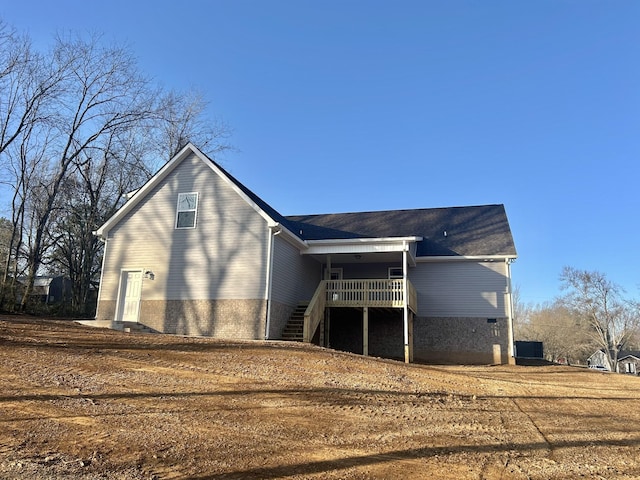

{"left": 176, "top": 192, "right": 198, "bottom": 229}
{"left": 324, "top": 268, "right": 343, "bottom": 280}
{"left": 388, "top": 267, "right": 403, "bottom": 279}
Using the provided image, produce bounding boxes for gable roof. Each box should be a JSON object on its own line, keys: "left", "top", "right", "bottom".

{"left": 95, "top": 143, "right": 516, "bottom": 259}
{"left": 287, "top": 205, "right": 517, "bottom": 257}
{"left": 94, "top": 143, "right": 301, "bottom": 242}
{"left": 618, "top": 351, "right": 640, "bottom": 361}
{"left": 590, "top": 349, "right": 640, "bottom": 362}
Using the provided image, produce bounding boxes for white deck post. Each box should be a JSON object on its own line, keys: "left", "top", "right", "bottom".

{"left": 325, "top": 255, "right": 331, "bottom": 348}
{"left": 506, "top": 258, "right": 516, "bottom": 365}
{"left": 403, "top": 247, "right": 411, "bottom": 363}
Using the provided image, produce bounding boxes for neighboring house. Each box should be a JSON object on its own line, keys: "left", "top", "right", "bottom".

{"left": 587, "top": 349, "right": 640, "bottom": 373}
{"left": 587, "top": 350, "right": 612, "bottom": 371}
{"left": 618, "top": 354, "right": 640, "bottom": 375}
{"left": 17, "top": 275, "right": 72, "bottom": 306}
{"left": 93, "top": 144, "right": 518, "bottom": 364}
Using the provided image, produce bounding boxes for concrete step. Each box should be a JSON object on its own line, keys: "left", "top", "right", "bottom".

{"left": 120, "top": 321, "right": 156, "bottom": 334}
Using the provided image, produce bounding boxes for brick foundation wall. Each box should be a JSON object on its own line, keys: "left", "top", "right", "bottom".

{"left": 96, "top": 299, "right": 267, "bottom": 340}
{"left": 267, "top": 300, "right": 296, "bottom": 339}
{"left": 141, "top": 299, "right": 267, "bottom": 339}
{"left": 413, "top": 316, "right": 510, "bottom": 364}
{"left": 95, "top": 300, "right": 116, "bottom": 322}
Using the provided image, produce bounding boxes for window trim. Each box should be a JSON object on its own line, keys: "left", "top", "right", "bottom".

{"left": 388, "top": 267, "right": 403, "bottom": 279}
{"left": 175, "top": 192, "right": 199, "bottom": 229}
{"left": 324, "top": 267, "right": 343, "bottom": 280}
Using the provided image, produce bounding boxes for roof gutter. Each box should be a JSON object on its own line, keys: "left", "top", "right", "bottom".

{"left": 306, "top": 236, "right": 422, "bottom": 245}
{"left": 269, "top": 222, "right": 308, "bottom": 250}
{"left": 415, "top": 255, "right": 517, "bottom": 263}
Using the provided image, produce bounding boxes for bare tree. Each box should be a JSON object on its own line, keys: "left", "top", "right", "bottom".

{"left": 520, "top": 301, "right": 594, "bottom": 364}
{"left": 0, "top": 20, "right": 232, "bottom": 315}
{"left": 528, "top": 300, "right": 595, "bottom": 364}
{"left": 153, "top": 88, "right": 232, "bottom": 163}
{"left": 0, "top": 20, "right": 65, "bottom": 157}
{"left": 0, "top": 112, "right": 52, "bottom": 308}
{"left": 0, "top": 217, "right": 11, "bottom": 277}
{"left": 48, "top": 130, "right": 153, "bottom": 315}
{"left": 0, "top": 30, "right": 156, "bottom": 310}
{"left": 512, "top": 284, "right": 533, "bottom": 339}
{"left": 560, "top": 267, "right": 639, "bottom": 371}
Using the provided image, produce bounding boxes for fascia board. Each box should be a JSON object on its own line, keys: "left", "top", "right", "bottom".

{"left": 618, "top": 355, "right": 640, "bottom": 361}
{"left": 306, "top": 236, "right": 422, "bottom": 246}
{"left": 304, "top": 237, "right": 421, "bottom": 256}
{"left": 416, "top": 255, "right": 517, "bottom": 263}
{"left": 305, "top": 243, "right": 407, "bottom": 255}
{"left": 270, "top": 223, "right": 308, "bottom": 250}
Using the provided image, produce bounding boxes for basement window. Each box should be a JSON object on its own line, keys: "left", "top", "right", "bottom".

{"left": 176, "top": 192, "right": 198, "bottom": 229}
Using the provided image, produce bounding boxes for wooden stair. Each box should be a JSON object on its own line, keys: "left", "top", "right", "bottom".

{"left": 281, "top": 302, "right": 309, "bottom": 342}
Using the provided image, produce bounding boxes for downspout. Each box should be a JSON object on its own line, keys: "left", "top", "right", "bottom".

{"left": 402, "top": 242, "right": 410, "bottom": 364}
{"left": 264, "top": 224, "right": 282, "bottom": 340}
{"left": 505, "top": 258, "right": 516, "bottom": 365}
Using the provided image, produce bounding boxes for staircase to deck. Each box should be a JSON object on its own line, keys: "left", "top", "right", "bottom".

{"left": 281, "top": 302, "right": 309, "bottom": 342}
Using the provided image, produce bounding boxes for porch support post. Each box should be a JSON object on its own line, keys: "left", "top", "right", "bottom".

{"left": 409, "top": 311, "right": 414, "bottom": 363}
{"left": 505, "top": 258, "right": 516, "bottom": 365}
{"left": 403, "top": 247, "right": 411, "bottom": 363}
{"left": 324, "top": 255, "right": 331, "bottom": 348}
{"left": 363, "top": 306, "right": 369, "bottom": 357}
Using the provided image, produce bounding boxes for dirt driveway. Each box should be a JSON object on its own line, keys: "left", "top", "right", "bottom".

{"left": 0, "top": 316, "right": 639, "bottom": 479}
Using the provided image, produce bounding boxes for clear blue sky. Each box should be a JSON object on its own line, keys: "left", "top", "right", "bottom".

{"left": 2, "top": 1, "right": 639, "bottom": 305}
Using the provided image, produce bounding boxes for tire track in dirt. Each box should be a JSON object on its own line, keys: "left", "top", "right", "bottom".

{"left": 510, "top": 397, "right": 554, "bottom": 460}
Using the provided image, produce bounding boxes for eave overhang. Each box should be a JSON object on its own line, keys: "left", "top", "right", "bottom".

{"left": 415, "top": 254, "right": 517, "bottom": 263}
{"left": 302, "top": 236, "right": 422, "bottom": 266}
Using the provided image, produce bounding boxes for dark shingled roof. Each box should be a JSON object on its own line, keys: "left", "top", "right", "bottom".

{"left": 208, "top": 155, "right": 516, "bottom": 258}
{"left": 286, "top": 205, "right": 517, "bottom": 257}
{"left": 210, "top": 158, "right": 294, "bottom": 228}
{"left": 618, "top": 351, "right": 640, "bottom": 359}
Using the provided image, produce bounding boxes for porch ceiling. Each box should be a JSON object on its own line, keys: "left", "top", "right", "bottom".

{"left": 303, "top": 236, "right": 420, "bottom": 266}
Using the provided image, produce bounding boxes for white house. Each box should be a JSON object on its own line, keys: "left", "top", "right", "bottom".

{"left": 94, "top": 144, "right": 518, "bottom": 364}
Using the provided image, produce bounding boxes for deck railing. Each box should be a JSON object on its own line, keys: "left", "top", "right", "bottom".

{"left": 303, "top": 278, "right": 418, "bottom": 343}
{"left": 326, "top": 279, "right": 406, "bottom": 308}
{"left": 407, "top": 280, "right": 417, "bottom": 313}
{"left": 303, "top": 280, "right": 327, "bottom": 343}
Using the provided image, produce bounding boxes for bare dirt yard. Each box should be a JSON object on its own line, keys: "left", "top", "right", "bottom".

{"left": 1, "top": 316, "right": 639, "bottom": 480}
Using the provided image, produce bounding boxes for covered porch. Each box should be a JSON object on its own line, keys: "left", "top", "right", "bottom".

{"left": 300, "top": 236, "right": 421, "bottom": 363}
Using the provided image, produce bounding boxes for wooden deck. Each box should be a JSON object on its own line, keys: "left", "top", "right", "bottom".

{"left": 303, "top": 279, "right": 417, "bottom": 343}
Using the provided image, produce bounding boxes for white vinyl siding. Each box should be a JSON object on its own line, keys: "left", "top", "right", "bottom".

{"left": 409, "top": 261, "right": 509, "bottom": 317}
{"left": 331, "top": 263, "right": 392, "bottom": 279}
{"left": 100, "top": 152, "right": 268, "bottom": 302}
{"left": 271, "top": 235, "right": 319, "bottom": 305}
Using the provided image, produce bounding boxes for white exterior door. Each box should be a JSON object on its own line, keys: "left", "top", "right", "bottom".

{"left": 118, "top": 270, "right": 142, "bottom": 322}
